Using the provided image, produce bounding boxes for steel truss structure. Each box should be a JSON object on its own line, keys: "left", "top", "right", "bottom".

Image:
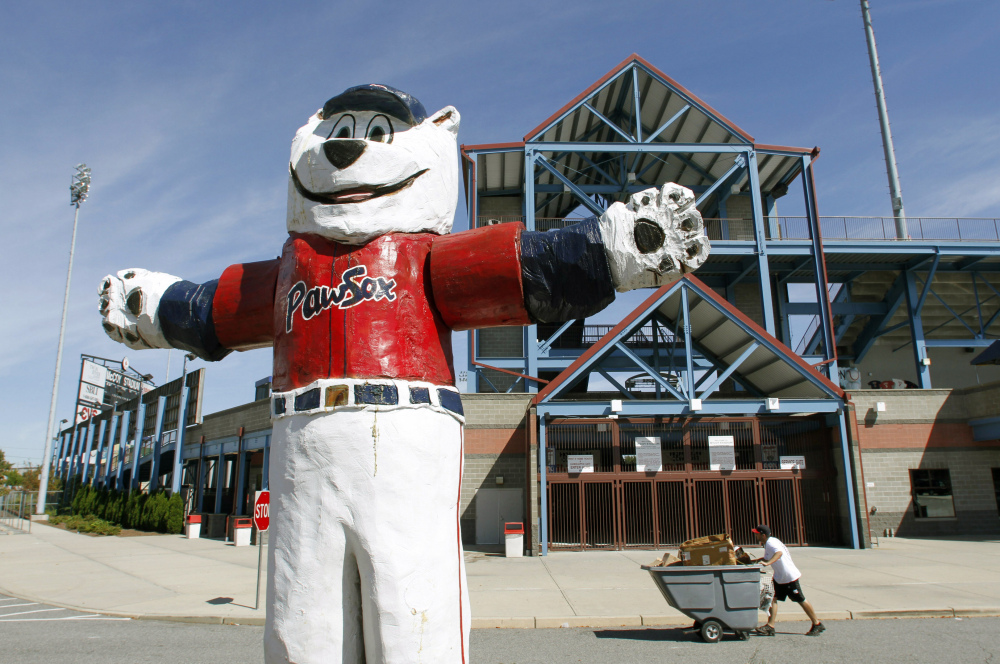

{"left": 462, "top": 55, "right": 1000, "bottom": 551}
{"left": 463, "top": 55, "right": 1000, "bottom": 396}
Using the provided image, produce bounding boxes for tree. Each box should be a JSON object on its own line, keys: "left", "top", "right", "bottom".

{"left": 0, "top": 449, "right": 13, "bottom": 494}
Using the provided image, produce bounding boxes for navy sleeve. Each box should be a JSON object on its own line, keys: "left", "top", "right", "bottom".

{"left": 519, "top": 217, "right": 616, "bottom": 324}
{"left": 159, "top": 280, "right": 231, "bottom": 362}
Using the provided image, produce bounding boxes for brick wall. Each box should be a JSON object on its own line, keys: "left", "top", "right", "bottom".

{"left": 848, "top": 388, "right": 1000, "bottom": 537}
{"left": 459, "top": 394, "right": 531, "bottom": 546}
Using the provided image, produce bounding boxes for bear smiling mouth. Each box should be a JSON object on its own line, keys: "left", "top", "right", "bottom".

{"left": 290, "top": 165, "right": 429, "bottom": 205}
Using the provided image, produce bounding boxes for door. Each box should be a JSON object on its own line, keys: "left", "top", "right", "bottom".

{"left": 475, "top": 488, "right": 523, "bottom": 545}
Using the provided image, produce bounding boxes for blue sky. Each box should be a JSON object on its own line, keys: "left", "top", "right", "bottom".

{"left": 2, "top": 0, "right": 998, "bottom": 465}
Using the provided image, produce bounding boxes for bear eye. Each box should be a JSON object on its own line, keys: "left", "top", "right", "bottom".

{"left": 366, "top": 114, "right": 393, "bottom": 144}
{"left": 327, "top": 114, "right": 355, "bottom": 139}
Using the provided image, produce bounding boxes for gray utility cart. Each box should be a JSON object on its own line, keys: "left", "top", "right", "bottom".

{"left": 642, "top": 564, "right": 762, "bottom": 642}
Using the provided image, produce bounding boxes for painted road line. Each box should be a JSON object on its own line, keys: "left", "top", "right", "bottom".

{"left": 0, "top": 603, "right": 37, "bottom": 610}
{"left": 0, "top": 608, "right": 69, "bottom": 619}
{"left": 0, "top": 615, "right": 132, "bottom": 623}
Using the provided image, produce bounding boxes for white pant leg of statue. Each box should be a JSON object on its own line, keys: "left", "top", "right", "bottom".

{"left": 265, "top": 405, "right": 469, "bottom": 664}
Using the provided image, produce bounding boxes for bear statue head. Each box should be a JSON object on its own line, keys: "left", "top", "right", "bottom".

{"left": 286, "top": 84, "right": 460, "bottom": 245}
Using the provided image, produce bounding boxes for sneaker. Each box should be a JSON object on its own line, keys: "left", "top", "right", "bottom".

{"left": 806, "top": 623, "right": 826, "bottom": 636}
{"left": 754, "top": 625, "right": 775, "bottom": 636}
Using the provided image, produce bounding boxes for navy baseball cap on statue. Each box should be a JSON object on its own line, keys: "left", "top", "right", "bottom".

{"left": 752, "top": 525, "right": 772, "bottom": 538}
{"left": 321, "top": 84, "right": 428, "bottom": 126}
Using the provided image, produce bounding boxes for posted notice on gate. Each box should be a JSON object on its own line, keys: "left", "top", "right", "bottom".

{"left": 567, "top": 455, "right": 594, "bottom": 473}
{"left": 708, "top": 435, "right": 736, "bottom": 471}
{"left": 780, "top": 455, "right": 806, "bottom": 470}
{"left": 634, "top": 437, "right": 662, "bottom": 472}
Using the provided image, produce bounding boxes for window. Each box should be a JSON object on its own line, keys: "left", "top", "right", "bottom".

{"left": 992, "top": 469, "right": 1000, "bottom": 515}
{"left": 910, "top": 469, "right": 955, "bottom": 518}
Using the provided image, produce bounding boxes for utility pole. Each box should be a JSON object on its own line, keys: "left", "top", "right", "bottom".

{"left": 861, "top": 0, "right": 908, "bottom": 239}
{"left": 37, "top": 165, "right": 91, "bottom": 516}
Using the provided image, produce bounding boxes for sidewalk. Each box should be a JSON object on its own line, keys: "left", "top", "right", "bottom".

{"left": 0, "top": 524, "right": 998, "bottom": 628}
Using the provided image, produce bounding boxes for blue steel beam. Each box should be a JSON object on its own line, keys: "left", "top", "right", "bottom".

{"left": 748, "top": 151, "right": 776, "bottom": 334}
{"left": 533, "top": 142, "right": 748, "bottom": 154}
{"left": 582, "top": 103, "right": 635, "bottom": 143}
{"left": 836, "top": 416, "right": 861, "bottom": 549}
{"left": 149, "top": 396, "right": 167, "bottom": 491}
{"left": 698, "top": 342, "right": 759, "bottom": 399}
{"left": 539, "top": 418, "right": 548, "bottom": 556}
{"left": 115, "top": 410, "right": 130, "bottom": 490}
{"left": 131, "top": 400, "right": 147, "bottom": 490}
{"left": 537, "top": 319, "right": 579, "bottom": 355}
{"left": 537, "top": 398, "right": 841, "bottom": 417}
{"left": 786, "top": 302, "right": 888, "bottom": 316}
{"left": 803, "top": 158, "right": 836, "bottom": 374}
{"left": 696, "top": 155, "right": 746, "bottom": 208}
{"left": 597, "top": 368, "right": 638, "bottom": 400}
{"left": 923, "top": 339, "right": 995, "bottom": 347}
{"left": 91, "top": 418, "right": 109, "bottom": 486}
{"left": 171, "top": 381, "right": 191, "bottom": 494}
{"left": 632, "top": 67, "right": 642, "bottom": 142}
{"left": 928, "top": 289, "right": 978, "bottom": 336}
{"left": 645, "top": 105, "right": 691, "bottom": 143}
{"left": 903, "top": 271, "right": 932, "bottom": 388}
{"left": 66, "top": 424, "right": 83, "bottom": 480}
{"left": 852, "top": 274, "right": 906, "bottom": 362}
{"left": 613, "top": 341, "right": 687, "bottom": 401}
{"left": 633, "top": 61, "right": 751, "bottom": 144}
{"left": 80, "top": 420, "right": 100, "bottom": 484}
{"left": 534, "top": 153, "right": 605, "bottom": 217}
{"left": 681, "top": 287, "right": 696, "bottom": 399}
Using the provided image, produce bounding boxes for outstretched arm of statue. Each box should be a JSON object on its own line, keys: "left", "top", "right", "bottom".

{"left": 99, "top": 260, "right": 279, "bottom": 361}
{"left": 430, "top": 183, "right": 710, "bottom": 329}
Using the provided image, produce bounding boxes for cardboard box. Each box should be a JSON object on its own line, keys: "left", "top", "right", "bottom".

{"left": 679, "top": 533, "right": 736, "bottom": 566}
{"left": 650, "top": 552, "right": 683, "bottom": 567}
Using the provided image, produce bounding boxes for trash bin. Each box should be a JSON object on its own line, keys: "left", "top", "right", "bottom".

{"left": 504, "top": 522, "right": 523, "bottom": 558}
{"left": 185, "top": 514, "right": 202, "bottom": 539}
{"left": 232, "top": 517, "right": 252, "bottom": 547}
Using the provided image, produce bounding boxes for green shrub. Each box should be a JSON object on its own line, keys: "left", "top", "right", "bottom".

{"left": 166, "top": 492, "right": 184, "bottom": 534}
{"left": 51, "top": 513, "right": 121, "bottom": 536}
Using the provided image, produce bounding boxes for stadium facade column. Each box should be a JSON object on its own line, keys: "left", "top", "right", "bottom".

{"left": 148, "top": 396, "right": 167, "bottom": 491}
{"left": 130, "top": 399, "right": 147, "bottom": 490}
{"left": 115, "top": 410, "right": 131, "bottom": 491}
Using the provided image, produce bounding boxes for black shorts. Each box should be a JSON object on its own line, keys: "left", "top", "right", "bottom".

{"left": 773, "top": 579, "right": 805, "bottom": 603}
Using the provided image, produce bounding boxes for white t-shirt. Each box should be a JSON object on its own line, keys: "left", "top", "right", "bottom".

{"left": 764, "top": 536, "right": 801, "bottom": 585}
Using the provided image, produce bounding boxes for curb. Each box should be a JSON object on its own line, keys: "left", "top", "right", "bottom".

{"left": 2, "top": 582, "right": 999, "bottom": 629}
{"left": 470, "top": 608, "right": 1000, "bottom": 629}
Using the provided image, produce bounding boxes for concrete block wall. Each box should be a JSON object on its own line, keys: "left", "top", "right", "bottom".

{"left": 477, "top": 327, "right": 524, "bottom": 358}
{"left": 848, "top": 388, "right": 1000, "bottom": 537}
{"left": 734, "top": 283, "right": 764, "bottom": 328}
{"left": 478, "top": 195, "right": 522, "bottom": 220}
{"left": 862, "top": 448, "right": 1000, "bottom": 537}
{"left": 185, "top": 398, "right": 271, "bottom": 455}
{"left": 460, "top": 394, "right": 533, "bottom": 546}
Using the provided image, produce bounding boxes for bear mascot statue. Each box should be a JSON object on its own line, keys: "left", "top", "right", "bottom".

{"left": 98, "top": 84, "right": 710, "bottom": 664}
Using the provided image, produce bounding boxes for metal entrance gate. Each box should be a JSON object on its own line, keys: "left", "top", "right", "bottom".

{"left": 545, "top": 417, "right": 840, "bottom": 550}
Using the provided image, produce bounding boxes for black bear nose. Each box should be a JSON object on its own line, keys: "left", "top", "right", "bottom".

{"left": 323, "top": 139, "right": 367, "bottom": 169}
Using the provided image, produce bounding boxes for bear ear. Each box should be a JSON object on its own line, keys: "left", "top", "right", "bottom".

{"left": 430, "top": 106, "right": 460, "bottom": 136}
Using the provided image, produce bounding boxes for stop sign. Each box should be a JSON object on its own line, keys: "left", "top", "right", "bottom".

{"left": 254, "top": 490, "right": 270, "bottom": 531}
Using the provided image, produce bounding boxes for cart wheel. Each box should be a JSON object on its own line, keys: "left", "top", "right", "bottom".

{"left": 700, "top": 620, "right": 723, "bottom": 643}
{"left": 737, "top": 630, "right": 749, "bottom": 641}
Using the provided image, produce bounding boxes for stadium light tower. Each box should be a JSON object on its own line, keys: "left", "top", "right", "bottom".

{"left": 36, "top": 164, "right": 91, "bottom": 516}
{"left": 860, "top": 0, "right": 908, "bottom": 239}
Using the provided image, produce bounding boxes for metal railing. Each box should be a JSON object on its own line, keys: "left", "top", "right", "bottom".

{"left": 0, "top": 491, "right": 35, "bottom": 533}
{"left": 478, "top": 215, "right": 1000, "bottom": 242}
{"left": 773, "top": 216, "right": 1000, "bottom": 242}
